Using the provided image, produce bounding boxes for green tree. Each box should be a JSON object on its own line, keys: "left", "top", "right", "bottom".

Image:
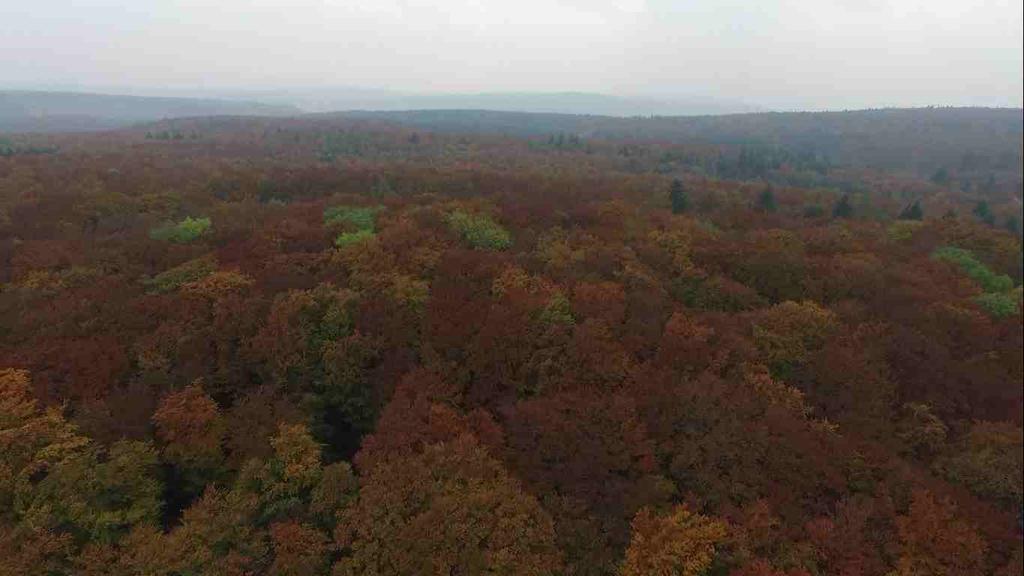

{"left": 1005, "top": 215, "right": 1020, "bottom": 235}
{"left": 670, "top": 179, "right": 689, "bottom": 214}
{"left": 149, "top": 216, "right": 211, "bottom": 243}
{"left": 973, "top": 292, "right": 1019, "bottom": 318}
{"left": 832, "top": 194, "right": 854, "bottom": 219}
{"left": 930, "top": 167, "right": 950, "bottom": 186}
{"left": 931, "top": 246, "right": 1013, "bottom": 293}
{"left": 973, "top": 200, "right": 995, "bottom": 225}
{"left": 898, "top": 200, "right": 923, "bottom": 221}
{"left": 115, "top": 423, "right": 349, "bottom": 576}
{"left": 1, "top": 369, "right": 162, "bottom": 548}
{"left": 22, "top": 440, "right": 162, "bottom": 544}
{"left": 756, "top": 185, "right": 777, "bottom": 214}
{"left": 446, "top": 210, "right": 512, "bottom": 250}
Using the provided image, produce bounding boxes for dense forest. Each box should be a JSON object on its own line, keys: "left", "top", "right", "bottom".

{"left": 0, "top": 109, "right": 1022, "bottom": 575}
{"left": 337, "top": 107, "right": 1023, "bottom": 176}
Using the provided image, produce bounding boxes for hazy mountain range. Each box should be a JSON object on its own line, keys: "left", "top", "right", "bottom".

{"left": 4, "top": 90, "right": 1020, "bottom": 178}
{"left": 217, "top": 87, "right": 761, "bottom": 116}
{"left": 0, "top": 91, "right": 302, "bottom": 133}
{"left": 0, "top": 88, "right": 759, "bottom": 133}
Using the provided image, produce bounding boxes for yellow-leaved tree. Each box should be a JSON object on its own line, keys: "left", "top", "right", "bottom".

{"left": 620, "top": 504, "right": 728, "bottom": 576}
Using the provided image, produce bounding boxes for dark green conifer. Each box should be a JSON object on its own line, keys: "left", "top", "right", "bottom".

{"left": 670, "top": 179, "right": 689, "bottom": 214}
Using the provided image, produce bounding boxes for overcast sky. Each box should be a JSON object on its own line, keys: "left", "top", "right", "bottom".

{"left": 2, "top": 0, "right": 1022, "bottom": 110}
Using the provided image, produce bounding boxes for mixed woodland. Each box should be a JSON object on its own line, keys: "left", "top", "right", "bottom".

{"left": 0, "top": 108, "right": 1022, "bottom": 575}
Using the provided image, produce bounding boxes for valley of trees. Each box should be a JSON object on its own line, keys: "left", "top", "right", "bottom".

{"left": 0, "top": 109, "right": 1022, "bottom": 575}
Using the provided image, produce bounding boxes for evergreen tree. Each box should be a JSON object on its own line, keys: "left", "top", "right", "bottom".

{"left": 670, "top": 179, "right": 689, "bottom": 214}
{"left": 930, "top": 167, "right": 951, "bottom": 186}
{"left": 1004, "top": 215, "right": 1020, "bottom": 235}
{"left": 803, "top": 204, "right": 825, "bottom": 218}
{"left": 833, "top": 194, "right": 854, "bottom": 219}
{"left": 973, "top": 200, "right": 995, "bottom": 225}
{"left": 756, "top": 185, "right": 777, "bottom": 214}
{"left": 898, "top": 200, "right": 924, "bottom": 221}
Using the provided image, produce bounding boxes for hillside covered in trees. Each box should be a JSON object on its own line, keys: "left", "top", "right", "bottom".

{"left": 338, "top": 107, "right": 1023, "bottom": 178}
{"left": 0, "top": 109, "right": 1022, "bottom": 575}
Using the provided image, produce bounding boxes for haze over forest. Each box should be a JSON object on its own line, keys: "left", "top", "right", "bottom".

{"left": 3, "top": 0, "right": 1022, "bottom": 113}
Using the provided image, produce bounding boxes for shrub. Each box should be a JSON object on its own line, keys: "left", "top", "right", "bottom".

{"left": 446, "top": 210, "right": 512, "bottom": 250}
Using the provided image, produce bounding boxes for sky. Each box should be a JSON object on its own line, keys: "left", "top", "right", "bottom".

{"left": 2, "top": 0, "right": 1022, "bottom": 111}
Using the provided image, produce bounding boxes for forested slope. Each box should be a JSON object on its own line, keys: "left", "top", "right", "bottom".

{"left": 337, "top": 107, "right": 1023, "bottom": 177}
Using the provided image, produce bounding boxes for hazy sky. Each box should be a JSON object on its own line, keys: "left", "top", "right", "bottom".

{"left": 2, "top": 0, "right": 1022, "bottom": 110}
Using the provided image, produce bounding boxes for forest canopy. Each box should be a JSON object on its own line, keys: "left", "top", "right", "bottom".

{"left": 0, "top": 108, "right": 1022, "bottom": 576}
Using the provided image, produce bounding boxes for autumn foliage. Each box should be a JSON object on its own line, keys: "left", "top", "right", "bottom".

{"left": 0, "top": 114, "right": 1021, "bottom": 575}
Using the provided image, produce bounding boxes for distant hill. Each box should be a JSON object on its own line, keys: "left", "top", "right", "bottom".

{"left": 188, "top": 87, "right": 758, "bottom": 117}
{"left": 332, "top": 107, "right": 1024, "bottom": 176}
{"left": 0, "top": 91, "right": 300, "bottom": 133}
{"left": 398, "top": 91, "right": 759, "bottom": 116}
